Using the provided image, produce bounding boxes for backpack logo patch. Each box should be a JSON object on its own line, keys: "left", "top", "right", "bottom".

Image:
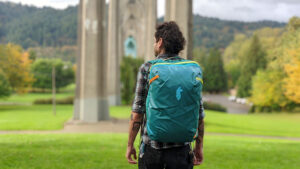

{"left": 176, "top": 87, "right": 183, "bottom": 101}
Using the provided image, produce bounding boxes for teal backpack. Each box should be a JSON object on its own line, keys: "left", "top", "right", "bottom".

{"left": 146, "top": 57, "right": 203, "bottom": 143}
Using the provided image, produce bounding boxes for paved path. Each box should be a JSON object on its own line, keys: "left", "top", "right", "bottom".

{"left": 0, "top": 118, "right": 129, "bottom": 134}
{"left": 203, "top": 94, "right": 250, "bottom": 114}
{"left": 0, "top": 119, "right": 299, "bottom": 141}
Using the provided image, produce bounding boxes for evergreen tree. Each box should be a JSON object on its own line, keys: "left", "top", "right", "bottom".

{"left": 237, "top": 35, "right": 266, "bottom": 97}
{"left": 0, "top": 69, "right": 11, "bottom": 98}
{"left": 120, "top": 57, "right": 144, "bottom": 105}
{"left": 203, "top": 48, "right": 228, "bottom": 93}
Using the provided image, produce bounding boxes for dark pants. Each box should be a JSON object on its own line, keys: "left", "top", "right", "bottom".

{"left": 138, "top": 144, "right": 194, "bottom": 169}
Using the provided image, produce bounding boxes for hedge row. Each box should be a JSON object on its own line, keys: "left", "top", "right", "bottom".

{"left": 33, "top": 96, "right": 74, "bottom": 105}
{"left": 203, "top": 101, "right": 227, "bottom": 113}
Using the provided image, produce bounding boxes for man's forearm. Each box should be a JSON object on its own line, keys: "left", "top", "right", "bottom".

{"left": 127, "top": 112, "right": 144, "bottom": 147}
{"left": 195, "top": 119, "right": 204, "bottom": 148}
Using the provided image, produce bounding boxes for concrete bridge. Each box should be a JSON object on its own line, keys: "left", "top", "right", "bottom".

{"left": 73, "top": 0, "right": 194, "bottom": 122}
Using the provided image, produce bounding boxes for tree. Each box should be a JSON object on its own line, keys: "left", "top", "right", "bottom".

{"left": 120, "top": 57, "right": 144, "bottom": 105}
{"left": 251, "top": 70, "right": 290, "bottom": 110}
{"left": 193, "top": 47, "right": 208, "bottom": 69}
{"left": 268, "top": 17, "right": 300, "bottom": 71}
{"left": 28, "top": 49, "right": 37, "bottom": 61}
{"left": 250, "top": 17, "right": 300, "bottom": 112}
{"left": 283, "top": 49, "right": 300, "bottom": 104}
{"left": 203, "top": 48, "right": 227, "bottom": 93}
{"left": 237, "top": 35, "right": 266, "bottom": 97}
{"left": 223, "top": 34, "right": 250, "bottom": 89}
{"left": 287, "top": 17, "right": 300, "bottom": 32}
{"left": 31, "top": 59, "right": 74, "bottom": 90}
{"left": 0, "top": 69, "right": 11, "bottom": 98}
{"left": 0, "top": 43, "right": 34, "bottom": 93}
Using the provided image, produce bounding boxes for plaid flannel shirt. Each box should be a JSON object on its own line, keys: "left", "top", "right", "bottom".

{"left": 132, "top": 54, "right": 205, "bottom": 150}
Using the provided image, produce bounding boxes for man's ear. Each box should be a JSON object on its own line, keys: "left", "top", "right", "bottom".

{"left": 158, "top": 38, "right": 163, "bottom": 48}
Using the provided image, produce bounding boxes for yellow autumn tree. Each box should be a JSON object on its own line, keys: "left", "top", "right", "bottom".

{"left": 0, "top": 43, "right": 34, "bottom": 93}
{"left": 249, "top": 17, "right": 300, "bottom": 112}
{"left": 283, "top": 49, "right": 300, "bottom": 104}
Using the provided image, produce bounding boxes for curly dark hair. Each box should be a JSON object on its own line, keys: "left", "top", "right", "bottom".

{"left": 155, "top": 21, "right": 186, "bottom": 55}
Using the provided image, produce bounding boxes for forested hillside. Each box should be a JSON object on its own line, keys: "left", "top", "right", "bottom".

{"left": 0, "top": 2, "right": 285, "bottom": 49}
{"left": 193, "top": 15, "right": 285, "bottom": 48}
{"left": 0, "top": 2, "right": 77, "bottom": 48}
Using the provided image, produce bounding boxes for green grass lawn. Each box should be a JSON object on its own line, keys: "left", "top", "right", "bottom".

{"left": 0, "top": 105, "right": 72, "bottom": 130}
{"left": 0, "top": 92, "right": 299, "bottom": 169}
{"left": 204, "top": 111, "right": 300, "bottom": 137}
{"left": 0, "top": 104, "right": 300, "bottom": 138}
{"left": 0, "top": 92, "right": 74, "bottom": 104}
{"left": 0, "top": 91, "right": 300, "bottom": 137}
{"left": 0, "top": 133, "right": 299, "bottom": 169}
{"left": 110, "top": 106, "right": 132, "bottom": 119}
{"left": 0, "top": 105, "right": 129, "bottom": 130}
{"left": 110, "top": 105, "right": 300, "bottom": 137}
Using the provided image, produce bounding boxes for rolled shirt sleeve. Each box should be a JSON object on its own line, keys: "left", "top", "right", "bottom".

{"left": 131, "top": 63, "right": 149, "bottom": 114}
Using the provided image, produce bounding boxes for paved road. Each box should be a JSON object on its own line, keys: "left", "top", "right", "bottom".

{"left": 203, "top": 94, "right": 250, "bottom": 114}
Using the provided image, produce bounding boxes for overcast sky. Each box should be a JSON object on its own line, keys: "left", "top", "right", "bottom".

{"left": 0, "top": 0, "right": 300, "bottom": 22}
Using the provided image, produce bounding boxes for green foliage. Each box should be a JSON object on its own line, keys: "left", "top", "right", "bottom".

{"left": 250, "top": 70, "right": 291, "bottom": 109}
{"left": 249, "top": 103, "right": 298, "bottom": 113}
{"left": 0, "top": 69, "right": 11, "bottom": 98}
{"left": 223, "top": 34, "right": 248, "bottom": 64}
{"left": 0, "top": 92, "right": 73, "bottom": 104}
{"left": 249, "top": 17, "right": 300, "bottom": 112}
{"left": 202, "top": 48, "right": 228, "bottom": 93}
{"left": 31, "top": 59, "right": 74, "bottom": 90}
{"left": 28, "top": 49, "right": 37, "bottom": 61}
{"left": 0, "top": 43, "right": 34, "bottom": 93}
{"left": 120, "top": 57, "right": 144, "bottom": 105}
{"left": 269, "top": 17, "right": 300, "bottom": 71}
{"left": 0, "top": 2, "right": 77, "bottom": 48}
{"left": 223, "top": 27, "right": 284, "bottom": 90}
{"left": 245, "top": 35, "right": 267, "bottom": 73}
{"left": 225, "top": 60, "right": 241, "bottom": 88}
{"left": 30, "top": 46, "right": 77, "bottom": 64}
{"left": 237, "top": 35, "right": 266, "bottom": 97}
{"left": 193, "top": 15, "right": 285, "bottom": 48}
{"left": 203, "top": 101, "right": 227, "bottom": 112}
{"left": 193, "top": 47, "right": 207, "bottom": 68}
{"left": 33, "top": 96, "right": 74, "bottom": 105}
{"left": 223, "top": 34, "right": 249, "bottom": 88}
{"left": 237, "top": 73, "right": 253, "bottom": 98}
{"left": 287, "top": 16, "right": 300, "bottom": 32}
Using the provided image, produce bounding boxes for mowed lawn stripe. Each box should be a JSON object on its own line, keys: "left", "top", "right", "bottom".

{"left": 0, "top": 134, "right": 299, "bottom": 169}
{"left": 0, "top": 105, "right": 300, "bottom": 138}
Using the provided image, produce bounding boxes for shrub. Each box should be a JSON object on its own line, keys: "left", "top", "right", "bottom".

{"left": 33, "top": 96, "right": 74, "bottom": 105}
{"left": 31, "top": 58, "right": 74, "bottom": 90}
{"left": 203, "top": 101, "right": 227, "bottom": 113}
{"left": 120, "top": 56, "right": 144, "bottom": 105}
{"left": 249, "top": 102, "right": 298, "bottom": 113}
{"left": 0, "top": 69, "right": 11, "bottom": 98}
